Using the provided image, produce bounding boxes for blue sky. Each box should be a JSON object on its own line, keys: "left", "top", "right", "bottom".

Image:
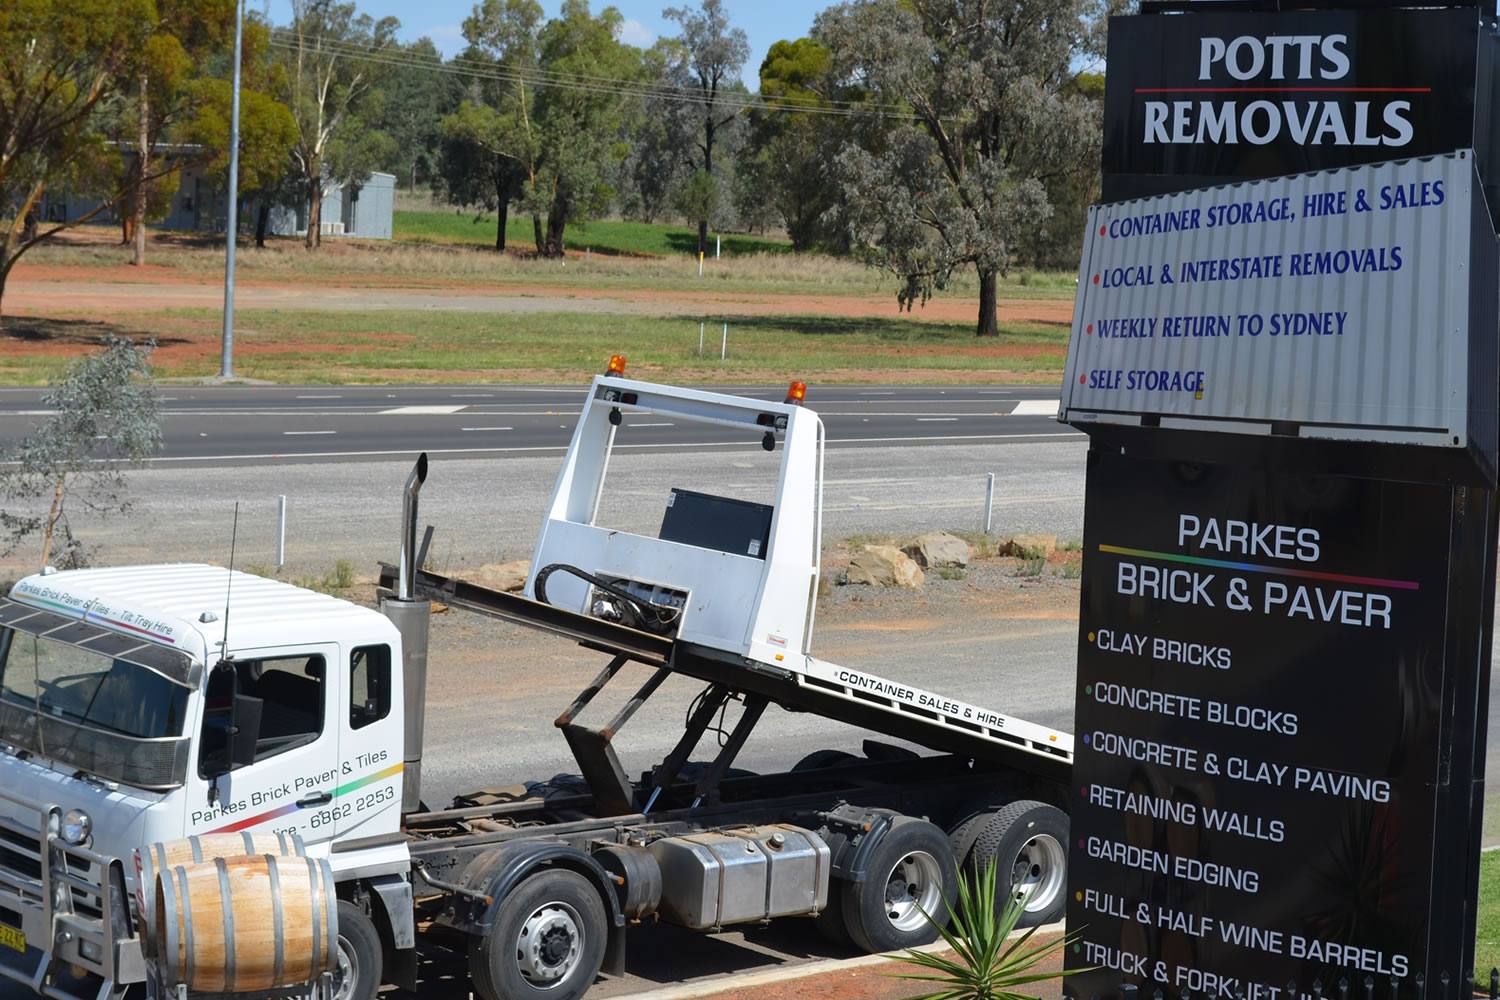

{"left": 261, "top": 1, "right": 818, "bottom": 85}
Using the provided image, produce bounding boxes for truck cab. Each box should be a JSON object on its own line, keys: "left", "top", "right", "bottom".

{"left": 0, "top": 565, "right": 408, "bottom": 1000}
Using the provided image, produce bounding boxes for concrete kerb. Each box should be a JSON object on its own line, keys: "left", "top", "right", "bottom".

{"left": 606, "top": 920, "right": 1067, "bottom": 1000}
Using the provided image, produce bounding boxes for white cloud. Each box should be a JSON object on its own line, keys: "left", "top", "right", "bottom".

{"left": 618, "top": 18, "right": 655, "bottom": 47}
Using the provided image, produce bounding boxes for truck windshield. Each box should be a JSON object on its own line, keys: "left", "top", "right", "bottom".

{"left": 0, "top": 628, "right": 192, "bottom": 789}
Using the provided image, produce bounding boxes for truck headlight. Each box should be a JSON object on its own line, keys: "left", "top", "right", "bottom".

{"left": 61, "top": 809, "right": 91, "bottom": 845}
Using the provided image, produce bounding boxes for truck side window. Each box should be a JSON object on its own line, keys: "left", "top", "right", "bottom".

{"left": 244, "top": 656, "right": 325, "bottom": 752}
{"left": 349, "top": 645, "right": 391, "bottom": 730}
{"left": 197, "top": 655, "right": 325, "bottom": 776}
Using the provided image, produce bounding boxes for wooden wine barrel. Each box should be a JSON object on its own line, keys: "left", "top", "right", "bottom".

{"left": 154, "top": 854, "right": 337, "bottom": 992}
{"left": 134, "top": 832, "right": 304, "bottom": 959}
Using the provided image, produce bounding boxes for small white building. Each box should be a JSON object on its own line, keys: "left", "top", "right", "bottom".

{"left": 267, "top": 172, "right": 395, "bottom": 240}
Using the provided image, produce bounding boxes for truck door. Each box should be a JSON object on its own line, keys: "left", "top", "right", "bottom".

{"left": 333, "top": 641, "right": 403, "bottom": 840}
{"left": 185, "top": 645, "right": 343, "bottom": 847}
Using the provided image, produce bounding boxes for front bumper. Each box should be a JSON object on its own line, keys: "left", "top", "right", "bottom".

{"left": 0, "top": 787, "right": 143, "bottom": 1000}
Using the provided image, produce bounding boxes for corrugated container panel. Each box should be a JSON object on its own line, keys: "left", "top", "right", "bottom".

{"left": 1061, "top": 151, "right": 1475, "bottom": 448}
{"left": 364, "top": 172, "right": 394, "bottom": 240}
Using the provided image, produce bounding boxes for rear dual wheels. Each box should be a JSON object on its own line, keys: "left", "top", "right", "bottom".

{"left": 959, "top": 801, "right": 1069, "bottom": 928}
{"left": 469, "top": 869, "right": 607, "bottom": 1000}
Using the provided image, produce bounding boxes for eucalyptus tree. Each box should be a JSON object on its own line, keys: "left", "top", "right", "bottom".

{"left": 445, "top": 0, "right": 642, "bottom": 256}
{"left": 737, "top": 37, "right": 852, "bottom": 251}
{"left": 0, "top": 337, "right": 162, "bottom": 570}
{"left": 438, "top": 0, "right": 544, "bottom": 250}
{"left": 816, "top": 0, "right": 1103, "bottom": 336}
{"left": 661, "top": 0, "right": 748, "bottom": 254}
{"left": 278, "top": 0, "right": 399, "bottom": 248}
{"left": 376, "top": 39, "right": 456, "bottom": 192}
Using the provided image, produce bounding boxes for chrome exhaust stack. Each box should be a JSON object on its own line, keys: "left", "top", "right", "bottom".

{"left": 384, "top": 453, "right": 431, "bottom": 814}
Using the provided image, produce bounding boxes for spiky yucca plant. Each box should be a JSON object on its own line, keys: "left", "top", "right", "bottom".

{"left": 889, "top": 862, "right": 1086, "bottom": 1000}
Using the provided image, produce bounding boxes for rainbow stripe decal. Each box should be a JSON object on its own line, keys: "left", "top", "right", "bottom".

{"left": 209, "top": 762, "right": 404, "bottom": 834}
{"left": 13, "top": 594, "right": 180, "bottom": 644}
{"left": 1098, "top": 544, "right": 1420, "bottom": 591}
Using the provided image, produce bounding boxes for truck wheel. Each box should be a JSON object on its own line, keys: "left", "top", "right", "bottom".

{"left": 840, "top": 819, "right": 957, "bottom": 954}
{"left": 333, "top": 901, "right": 382, "bottom": 1000}
{"left": 469, "top": 869, "right": 607, "bottom": 1000}
{"left": 792, "top": 749, "right": 857, "bottom": 771}
{"left": 967, "top": 801, "right": 1068, "bottom": 928}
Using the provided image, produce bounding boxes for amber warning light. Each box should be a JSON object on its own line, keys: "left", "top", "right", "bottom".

{"left": 607, "top": 355, "right": 627, "bottom": 376}
{"left": 786, "top": 382, "right": 807, "bottom": 405}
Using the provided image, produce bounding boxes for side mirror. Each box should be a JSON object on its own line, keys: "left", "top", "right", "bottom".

{"left": 228, "top": 694, "right": 262, "bottom": 768}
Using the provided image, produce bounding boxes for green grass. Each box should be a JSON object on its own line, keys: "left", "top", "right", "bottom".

{"left": 5, "top": 307, "right": 1069, "bottom": 384}
{"left": 393, "top": 210, "right": 793, "bottom": 258}
{"left": 1480, "top": 850, "right": 1499, "bottom": 973}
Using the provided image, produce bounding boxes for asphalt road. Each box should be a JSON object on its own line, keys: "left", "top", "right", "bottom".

{"left": 0, "top": 383, "right": 1078, "bottom": 464}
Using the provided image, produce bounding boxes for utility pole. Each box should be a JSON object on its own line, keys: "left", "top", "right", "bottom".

{"left": 219, "top": 0, "right": 244, "bottom": 378}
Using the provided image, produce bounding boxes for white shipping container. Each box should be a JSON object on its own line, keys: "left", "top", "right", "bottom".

{"left": 1060, "top": 150, "right": 1478, "bottom": 448}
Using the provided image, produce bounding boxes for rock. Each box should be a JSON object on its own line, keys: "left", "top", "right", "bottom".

{"left": 1002, "top": 534, "right": 1057, "bottom": 558}
{"left": 903, "top": 531, "right": 971, "bottom": 569}
{"left": 846, "top": 545, "right": 924, "bottom": 589}
{"left": 474, "top": 560, "right": 530, "bottom": 592}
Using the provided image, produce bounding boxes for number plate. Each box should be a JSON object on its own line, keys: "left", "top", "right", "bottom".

{"left": 0, "top": 923, "right": 23, "bottom": 953}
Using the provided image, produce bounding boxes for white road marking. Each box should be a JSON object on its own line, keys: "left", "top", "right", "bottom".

{"left": 137, "top": 431, "right": 1085, "bottom": 463}
{"left": 628, "top": 422, "right": 675, "bottom": 427}
{"left": 461, "top": 427, "right": 514, "bottom": 431}
{"left": 379, "top": 405, "right": 467, "bottom": 414}
{"left": 1010, "top": 400, "right": 1060, "bottom": 417}
{"left": 916, "top": 417, "right": 958, "bottom": 422}
{"left": 283, "top": 430, "right": 337, "bottom": 435}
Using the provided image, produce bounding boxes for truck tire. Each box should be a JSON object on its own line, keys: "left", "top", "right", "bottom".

{"left": 812, "top": 880, "right": 854, "bottom": 947}
{"left": 840, "top": 819, "right": 957, "bottom": 954}
{"left": 967, "top": 801, "right": 1068, "bottom": 928}
{"left": 946, "top": 809, "right": 993, "bottom": 867}
{"left": 333, "top": 900, "right": 382, "bottom": 1000}
{"left": 469, "top": 869, "right": 607, "bottom": 1000}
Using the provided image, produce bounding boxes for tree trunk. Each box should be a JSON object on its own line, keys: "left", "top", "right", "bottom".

{"left": 495, "top": 200, "right": 508, "bottom": 251}
{"left": 532, "top": 216, "right": 545, "bottom": 255}
{"left": 255, "top": 203, "right": 270, "bottom": 248}
{"left": 39, "top": 476, "right": 66, "bottom": 569}
{"left": 0, "top": 260, "right": 10, "bottom": 330}
{"left": 305, "top": 163, "right": 322, "bottom": 250}
{"left": 544, "top": 200, "right": 566, "bottom": 258}
{"left": 133, "top": 72, "right": 149, "bottom": 267}
{"left": 976, "top": 268, "right": 999, "bottom": 337}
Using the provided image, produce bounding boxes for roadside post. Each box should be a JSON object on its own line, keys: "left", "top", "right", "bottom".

{"left": 1060, "top": 3, "right": 1500, "bottom": 997}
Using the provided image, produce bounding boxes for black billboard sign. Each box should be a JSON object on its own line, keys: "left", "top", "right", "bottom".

{"left": 1102, "top": 8, "right": 1480, "bottom": 202}
{"left": 1062, "top": 451, "right": 1489, "bottom": 999}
